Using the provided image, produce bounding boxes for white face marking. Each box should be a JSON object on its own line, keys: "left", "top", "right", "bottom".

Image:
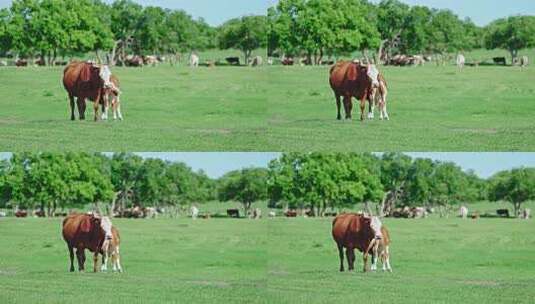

{"left": 100, "top": 216, "right": 113, "bottom": 238}
{"left": 99, "top": 65, "right": 112, "bottom": 86}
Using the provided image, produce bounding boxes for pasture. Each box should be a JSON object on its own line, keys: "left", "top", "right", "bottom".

{"left": 1, "top": 214, "right": 534, "bottom": 303}
{"left": 267, "top": 63, "right": 535, "bottom": 151}
{"left": 1, "top": 49, "right": 535, "bottom": 151}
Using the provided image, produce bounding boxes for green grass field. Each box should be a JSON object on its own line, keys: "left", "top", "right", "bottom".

{"left": 1, "top": 212, "right": 534, "bottom": 303}
{"left": 1, "top": 49, "right": 535, "bottom": 151}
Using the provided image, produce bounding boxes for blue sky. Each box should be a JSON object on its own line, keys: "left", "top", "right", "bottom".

{"left": 0, "top": 0, "right": 271, "bottom": 26}
{"left": 2, "top": 0, "right": 533, "bottom": 26}
{"left": 2, "top": 152, "right": 535, "bottom": 179}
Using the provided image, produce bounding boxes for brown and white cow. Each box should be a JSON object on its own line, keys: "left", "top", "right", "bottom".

{"left": 329, "top": 61, "right": 374, "bottom": 121}
{"left": 99, "top": 216, "right": 123, "bottom": 272}
{"left": 101, "top": 74, "right": 123, "bottom": 121}
{"left": 62, "top": 213, "right": 105, "bottom": 272}
{"left": 63, "top": 61, "right": 115, "bottom": 121}
{"left": 367, "top": 66, "right": 389, "bottom": 121}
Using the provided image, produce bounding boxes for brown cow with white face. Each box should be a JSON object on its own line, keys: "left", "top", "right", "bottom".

{"left": 62, "top": 213, "right": 107, "bottom": 272}
{"left": 63, "top": 61, "right": 114, "bottom": 121}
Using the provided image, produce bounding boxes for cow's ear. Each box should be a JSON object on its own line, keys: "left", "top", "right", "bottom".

{"left": 80, "top": 64, "right": 91, "bottom": 82}
{"left": 81, "top": 216, "right": 92, "bottom": 233}
{"left": 347, "top": 64, "right": 358, "bottom": 81}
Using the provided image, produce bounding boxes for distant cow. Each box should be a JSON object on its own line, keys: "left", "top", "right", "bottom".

{"left": 285, "top": 210, "right": 297, "bottom": 218}
{"left": 251, "top": 208, "right": 262, "bottom": 219}
{"left": 0, "top": 211, "right": 7, "bottom": 217}
{"left": 190, "top": 53, "right": 199, "bottom": 67}
{"left": 125, "top": 55, "right": 143, "bottom": 67}
{"left": 143, "top": 55, "right": 159, "bottom": 66}
{"left": 35, "top": 58, "right": 46, "bottom": 66}
{"left": 460, "top": 206, "right": 468, "bottom": 219}
{"left": 522, "top": 208, "right": 531, "bottom": 220}
{"left": 457, "top": 54, "right": 465, "bottom": 69}
{"left": 15, "top": 210, "right": 28, "bottom": 217}
{"left": 227, "top": 209, "right": 240, "bottom": 218}
{"left": 497, "top": 209, "right": 510, "bottom": 218}
{"left": 330, "top": 61, "right": 374, "bottom": 121}
{"left": 268, "top": 211, "right": 276, "bottom": 218}
{"left": 250, "top": 56, "right": 263, "bottom": 67}
{"left": 493, "top": 57, "right": 506, "bottom": 66}
{"left": 63, "top": 61, "right": 115, "bottom": 121}
{"left": 15, "top": 59, "right": 28, "bottom": 67}
{"left": 520, "top": 56, "right": 529, "bottom": 68}
{"left": 281, "top": 58, "right": 294, "bottom": 66}
{"left": 0, "top": 60, "right": 7, "bottom": 66}
{"left": 99, "top": 217, "right": 123, "bottom": 272}
{"left": 411, "top": 207, "right": 427, "bottom": 219}
{"left": 62, "top": 213, "right": 108, "bottom": 272}
{"left": 225, "top": 57, "right": 240, "bottom": 66}
{"left": 332, "top": 213, "right": 385, "bottom": 272}
{"left": 191, "top": 206, "right": 199, "bottom": 220}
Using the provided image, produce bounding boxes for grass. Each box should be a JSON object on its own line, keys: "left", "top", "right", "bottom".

{"left": 1, "top": 49, "right": 535, "bottom": 151}
{"left": 1, "top": 212, "right": 534, "bottom": 303}
{"left": 266, "top": 64, "right": 535, "bottom": 151}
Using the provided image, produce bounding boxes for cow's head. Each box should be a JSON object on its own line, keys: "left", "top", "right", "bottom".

{"left": 98, "top": 65, "right": 113, "bottom": 88}
{"left": 99, "top": 216, "right": 113, "bottom": 240}
{"left": 81, "top": 214, "right": 102, "bottom": 233}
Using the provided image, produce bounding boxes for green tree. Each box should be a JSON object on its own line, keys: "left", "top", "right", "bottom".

{"left": 485, "top": 16, "right": 535, "bottom": 62}
{"left": 488, "top": 168, "right": 535, "bottom": 217}
{"left": 218, "top": 15, "right": 267, "bottom": 64}
{"left": 218, "top": 168, "right": 268, "bottom": 215}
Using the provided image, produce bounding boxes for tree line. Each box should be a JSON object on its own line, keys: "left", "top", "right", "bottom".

{"left": 1, "top": 152, "right": 533, "bottom": 218}
{"left": 0, "top": 0, "right": 267, "bottom": 65}
{"left": 268, "top": 0, "right": 535, "bottom": 63}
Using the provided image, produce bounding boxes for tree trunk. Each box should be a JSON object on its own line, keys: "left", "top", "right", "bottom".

{"left": 364, "top": 201, "right": 373, "bottom": 216}
{"left": 95, "top": 50, "right": 102, "bottom": 64}
{"left": 377, "top": 40, "right": 387, "bottom": 65}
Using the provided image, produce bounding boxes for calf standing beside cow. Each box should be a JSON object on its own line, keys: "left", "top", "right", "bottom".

{"left": 62, "top": 213, "right": 123, "bottom": 273}
{"left": 63, "top": 61, "right": 124, "bottom": 121}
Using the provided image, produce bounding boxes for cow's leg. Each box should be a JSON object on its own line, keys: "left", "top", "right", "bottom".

{"left": 77, "top": 98, "right": 86, "bottom": 120}
{"left": 93, "top": 91, "right": 102, "bottom": 122}
{"left": 335, "top": 94, "right": 342, "bottom": 120}
{"left": 68, "top": 94, "right": 76, "bottom": 121}
{"left": 101, "top": 93, "right": 109, "bottom": 120}
{"left": 371, "top": 242, "right": 379, "bottom": 271}
{"left": 337, "top": 244, "right": 345, "bottom": 272}
{"left": 114, "top": 247, "right": 123, "bottom": 272}
{"left": 368, "top": 88, "right": 376, "bottom": 120}
{"left": 93, "top": 252, "right": 99, "bottom": 272}
{"left": 76, "top": 248, "right": 85, "bottom": 271}
{"left": 68, "top": 245, "right": 75, "bottom": 272}
{"left": 115, "top": 97, "right": 123, "bottom": 121}
{"left": 384, "top": 246, "right": 392, "bottom": 272}
{"left": 101, "top": 252, "right": 108, "bottom": 272}
{"left": 360, "top": 96, "right": 367, "bottom": 122}
{"left": 343, "top": 95, "right": 351, "bottom": 120}
{"left": 346, "top": 248, "right": 355, "bottom": 271}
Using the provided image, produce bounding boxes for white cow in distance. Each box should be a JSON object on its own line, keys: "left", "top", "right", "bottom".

{"left": 460, "top": 206, "right": 468, "bottom": 219}
{"left": 190, "top": 53, "right": 199, "bottom": 68}
{"left": 191, "top": 206, "right": 199, "bottom": 220}
{"left": 457, "top": 54, "right": 466, "bottom": 70}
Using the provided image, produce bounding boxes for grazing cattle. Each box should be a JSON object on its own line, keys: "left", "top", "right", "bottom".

{"left": 460, "top": 206, "right": 469, "bottom": 219}
{"left": 54, "top": 61, "right": 68, "bottom": 66}
{"left": 268, "top": 211, "right": 276, "bottom": 218}
{"left": 267, "top": 58, "right": 274, "bottom": 66}
{"left": 411, "top": 207, "right": 427, "bottom": 219}
{"left": 332, "top": 213, "right": 378, "bottom": 272}
{"left": 63, "top": 61, "right": 115, "bottom": 121}
{"left": 225, "top": 57, "right": 240, "bottom": 66}
{"left": 457, "top": 54, "right": 466, "bottom": 69}
{"left": 191, "top": 206, "right": 199, "bottom": 220}
{"left": 35, "top": 58, "right": 46, "bottom": 66}
{"left": 33, "top": 210, "right": 46, "bottom": 218}
{"left": 227, "top": 209, "right": 240, "bottom": 218}
{"left": 281, "top": 58, "right": 294, "bottom": 66}
{"left": 250, "top": 56, "right": 263, "bottom": 67}
{"left": 143, "top": 55, "right": 159, "bottom": 66}
{"left": 62, "top": 213, "right": 107, "bottom": 272}
{"left": 497, "top": 209, "right": 510, "bottom": 218}
{"left": 284, "top": 210, "right": 297, "bottom": 218}
{"left": 99, "top": 217, "right": 123, "bottom": 272}
{"left": 15, "top": 210, "right": 28, "bottom": 218}
{"left": 15, "top": 59, "right": 28, "bottom": 67}
{"left": 522, "top": 208, "right": 531, "bottom": 220}
{"left": 144, "top": 207, "right": 157, "bottom": 219}
{"left": 520, "top": 56, "right": 529, "bottom": 68}
{"left": 250, "top": 208, "right": 262, "bottom": 219}
{"left": 0, "top": 60, "right": 7, "bottom": 66}
{"left": 0, "top": 211, "right": 6, "bottom": 217}
{"left": 330, "top": 61, "right": 374, "bottom": 121}
{"left": 101, "top": 74, "right": 123, "bottom": 121}
{"left": 471, "top": 212, "right": 480, "bottom": 220}
{"left": 190, "top": 53, "right": 199, "bottom": 67}
{"left": 493, "top": 57, "right": 506, "bottom": 66}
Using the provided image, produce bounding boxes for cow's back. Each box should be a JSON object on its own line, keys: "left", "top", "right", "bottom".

{"left": 63, "top": 61, "right": 84, "bottom": 92}
{"left": 332, "top": 213, "right": 374, "bottom": 252}
{"left": 62, "top": 213, "right": 84, "bottom": 244}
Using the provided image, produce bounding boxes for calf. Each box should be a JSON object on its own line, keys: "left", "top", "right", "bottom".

{"left": 101, "top": 74, "right": 123, "bottom": 121}
{"left": 370, "top": 226, "right": 392, "bottom": 272}
{"left": 100, "top": 217, "right": 123, "bottom": 272}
